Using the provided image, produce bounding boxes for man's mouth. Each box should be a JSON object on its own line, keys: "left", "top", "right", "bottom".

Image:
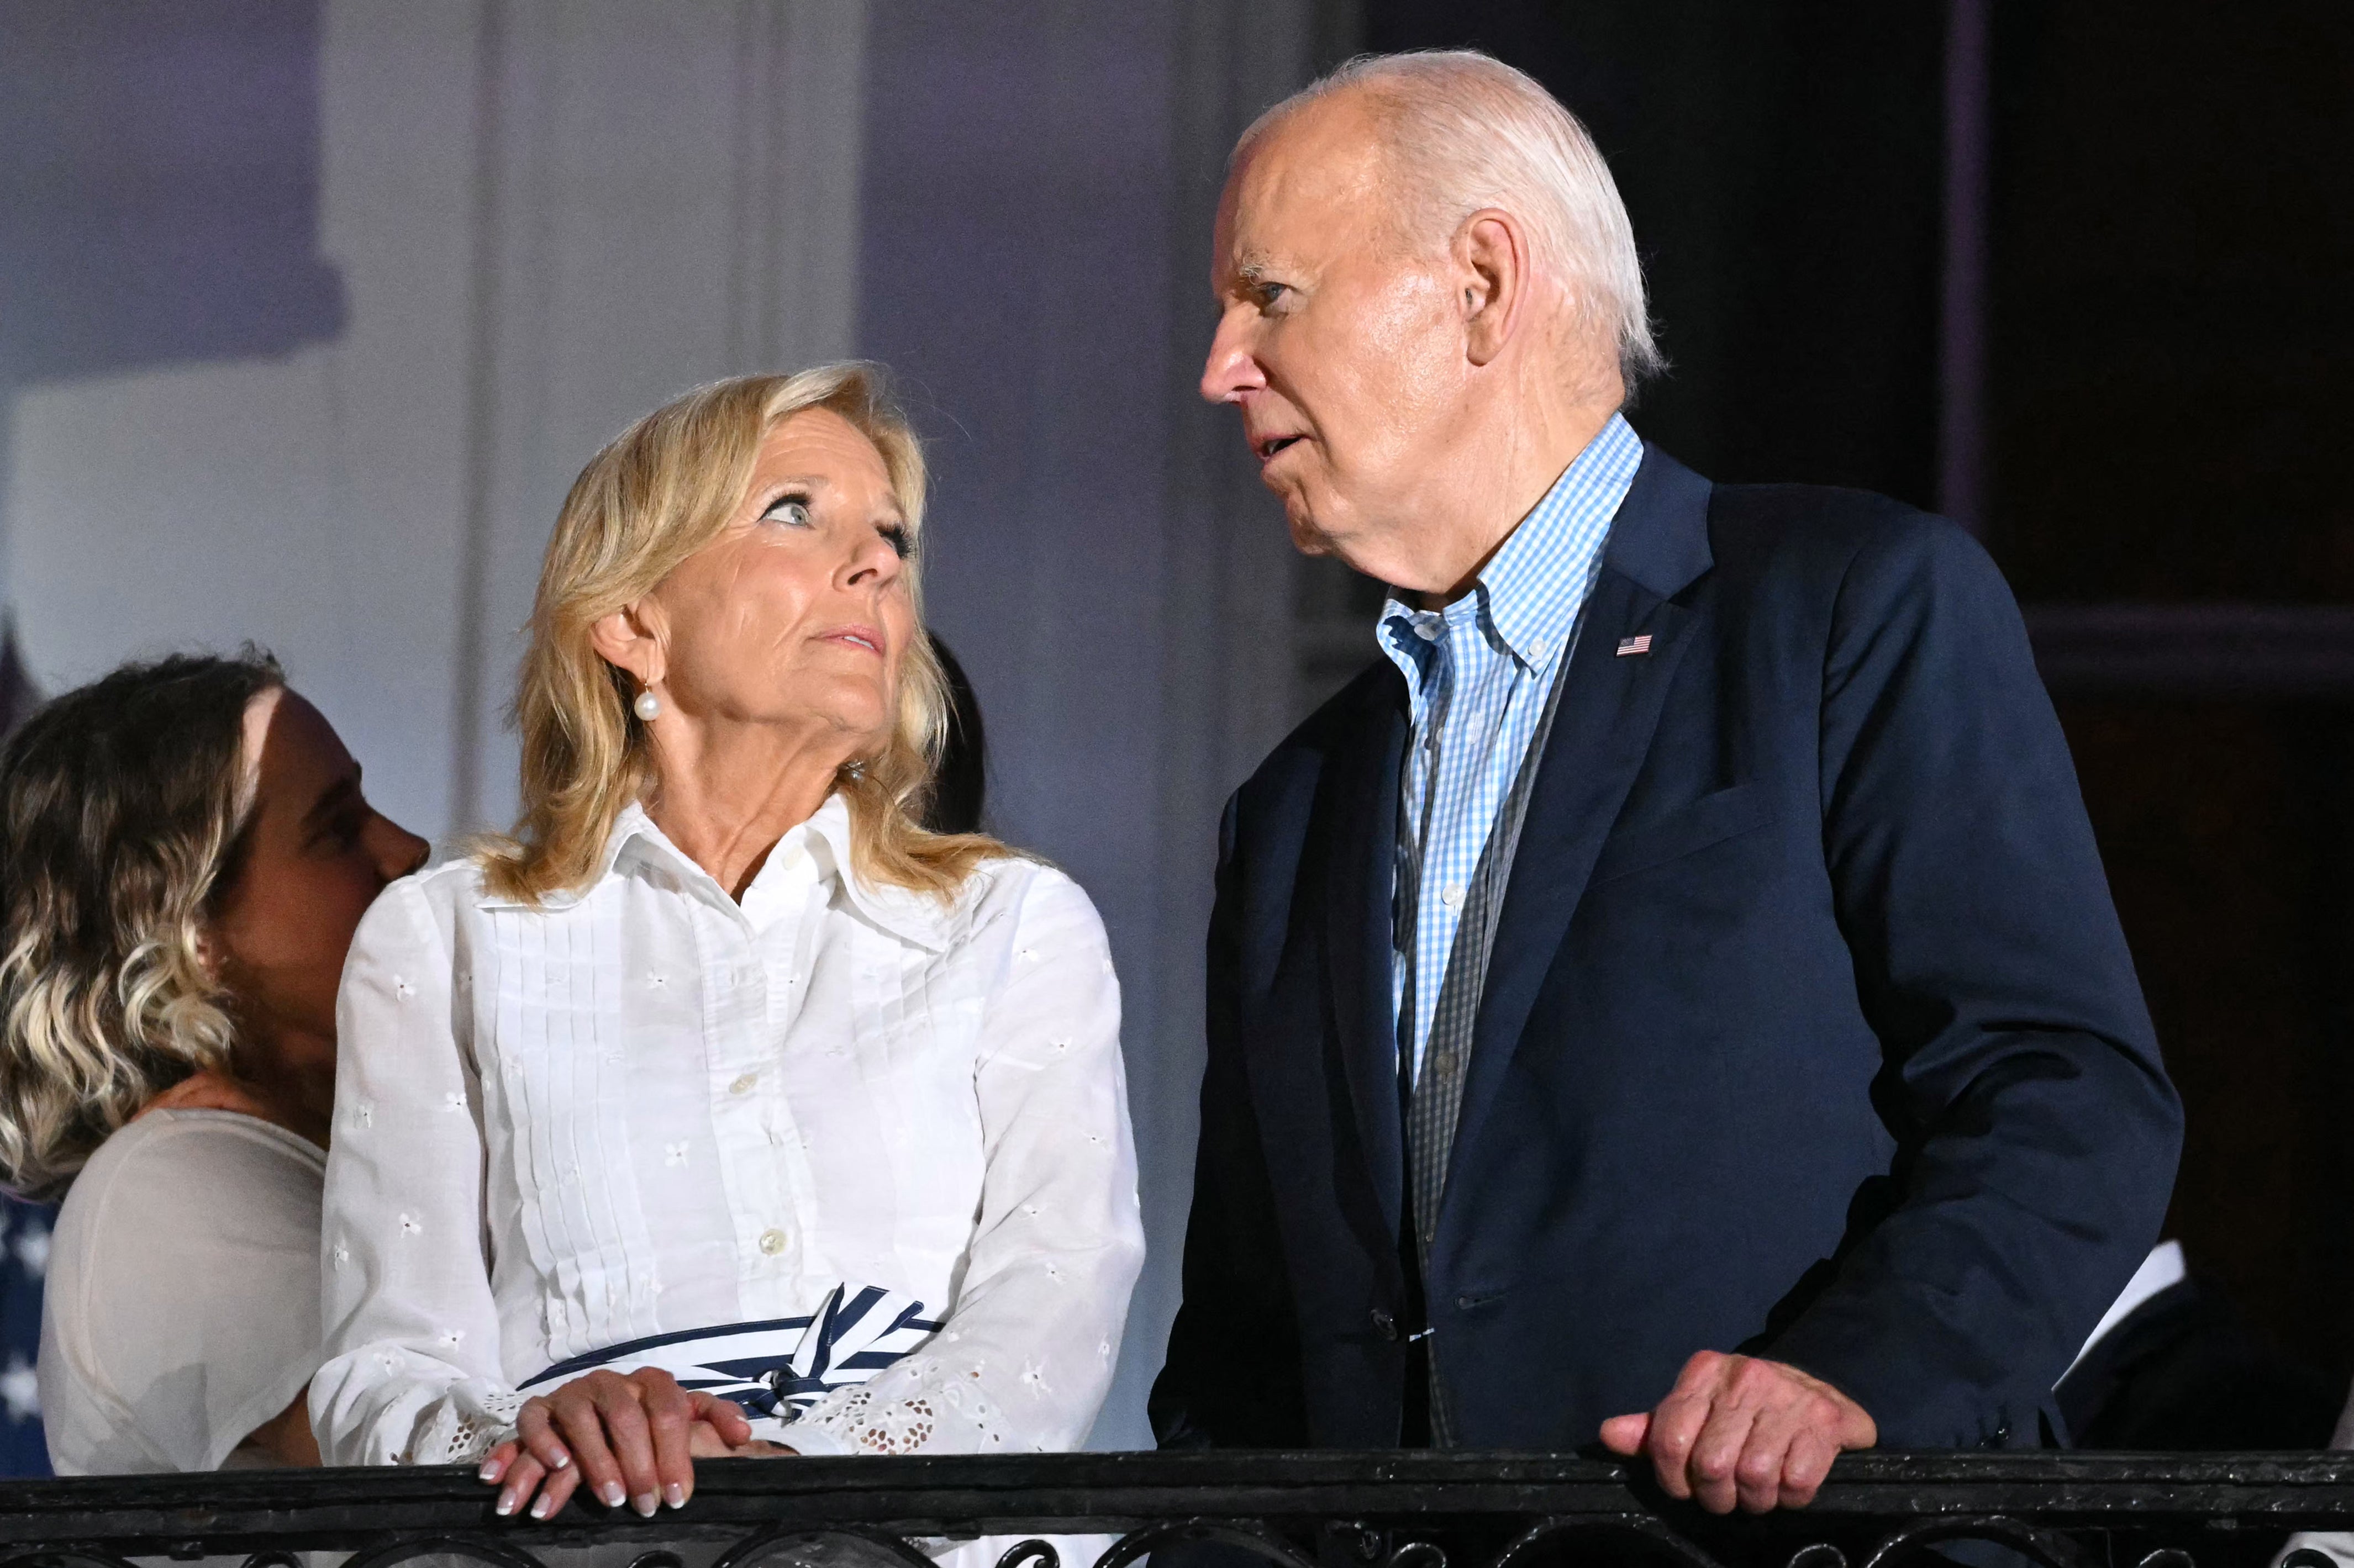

{"left": 1254, "top": 434, "right": 1305, "bottom": 463}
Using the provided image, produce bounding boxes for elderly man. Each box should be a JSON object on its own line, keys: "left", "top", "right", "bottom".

{"left": 1148, "top": 52, "right": 2181, "bottom": 1512}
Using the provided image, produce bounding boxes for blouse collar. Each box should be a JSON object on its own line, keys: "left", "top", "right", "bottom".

{"left": 484, "top": 793, "right": 955, "bottom": 953}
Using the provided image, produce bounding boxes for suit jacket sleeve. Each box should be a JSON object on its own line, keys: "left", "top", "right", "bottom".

{"left": 1149, "top": 794, "right": 1309, "bottom": 1448}
{"left": 1763, "top": 512, "right": 2183, "bottom": 1445}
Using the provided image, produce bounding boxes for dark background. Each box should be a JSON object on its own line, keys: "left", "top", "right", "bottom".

{"left": 1364, "top": 0, "right": 2354, "bottom": 1387}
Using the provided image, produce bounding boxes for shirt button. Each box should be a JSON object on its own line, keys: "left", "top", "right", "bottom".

{"left": 1441, "top": 886, "right": 1465, "bottom": 909}
{"left": 759, "top": 1228, "right": 787, "bottom": 1255}
{"left": 729, "top": 1073, "right": 757, "bottom": 1095}
{"left": 1413, "top": 620, "right": 1438, "bottom": 642}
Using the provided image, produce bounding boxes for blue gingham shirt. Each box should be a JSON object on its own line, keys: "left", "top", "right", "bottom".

{"left": 1379, "top": 413, "right": 1642, "bottom": 1082}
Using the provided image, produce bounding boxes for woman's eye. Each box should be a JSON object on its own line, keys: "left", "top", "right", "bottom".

{"left": 313, "top": 809, "right": 367, "bottom": 854}
{"left": 760, "top": 495, "right": 814, "bottom": 528}
{"left": 880, "top": 526, "right": 914, "bottom": 560}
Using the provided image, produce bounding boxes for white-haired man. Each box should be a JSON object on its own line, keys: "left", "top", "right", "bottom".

{"left": 1150, "top": 51, "right": 2179, "bottom": 1511}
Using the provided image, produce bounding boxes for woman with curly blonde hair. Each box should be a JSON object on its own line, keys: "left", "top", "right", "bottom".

{"left": 0, "top": 651, "right": 426, "bottom": 1472}
{"left": 310, "top": 366, "right": 1144, "bottom": 1535}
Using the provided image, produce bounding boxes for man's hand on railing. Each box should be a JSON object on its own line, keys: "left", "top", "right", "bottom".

{"left": 476, "top": 1367, "right": 789, "bottom": 1522}
{"left": 1598, "top": 1350, "right": 1877, "bottom": 1516}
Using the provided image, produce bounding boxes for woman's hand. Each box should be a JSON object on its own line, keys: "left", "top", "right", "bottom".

{"left": 476, "top": 1368, "right": 762, "bottom": 1519}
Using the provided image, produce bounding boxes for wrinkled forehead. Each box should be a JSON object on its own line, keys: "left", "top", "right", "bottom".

{"left": 1213, "top": 95, "right": 1399, "bottom": 289}
{"left": 753, "top": 406, "right": 902, "bottom": 506}
{"left": 759, "top": 404, "right": 887, "bottom": 473}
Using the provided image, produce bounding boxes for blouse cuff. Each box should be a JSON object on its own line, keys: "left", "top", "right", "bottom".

{"left": 408, "top": 1387, "right": 525, "bottom": 1467}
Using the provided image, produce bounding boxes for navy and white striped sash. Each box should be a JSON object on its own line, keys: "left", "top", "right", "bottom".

{"left": 519, "top": 1283, "right": 942, "bottom": 1421}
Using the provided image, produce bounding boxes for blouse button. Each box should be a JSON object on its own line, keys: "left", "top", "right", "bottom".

{"left": 759, "top": 1228, "right": 788, "bottom": 1255}
{"left": 729, "top": 1073, "right": 757, "bottom": 1095}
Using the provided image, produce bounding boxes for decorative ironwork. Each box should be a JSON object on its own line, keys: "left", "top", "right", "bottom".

{"left": 1, "top": 1453, "right": 2350, "bottom": 1568}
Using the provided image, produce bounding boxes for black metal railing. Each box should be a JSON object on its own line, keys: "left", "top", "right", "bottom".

{"left": 3, "top": 1453, "right": 2352, "bottom": 1568}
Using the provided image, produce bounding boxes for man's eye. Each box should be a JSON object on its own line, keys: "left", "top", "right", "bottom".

{"left": 760, "top": 495, "right": 814, "bottom": 527}
{"left": 1257, "top": 282, "right": 1292, "bottom": 310}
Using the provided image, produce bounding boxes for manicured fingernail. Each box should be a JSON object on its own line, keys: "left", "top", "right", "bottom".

{"left": 494, "top": 1489, "right": 517, "bottom": 1517}
{"left": 550, "top": 1449, "right": 570, "bottom": 1470}
{"left": 665, "top": 1483, "right": 686, "bottom": 1509}
{"left": 480, "top": 1459, "right": 503, "bottom": 1482}
{"left": 600, "top": 1482, "right": 626, "bottom": 1508}
{"left": 633, "top": 1492, "right": 658, "bottom": 1518}
{"left": 530, "top": 1493, "right": 555, "bottom": 1520}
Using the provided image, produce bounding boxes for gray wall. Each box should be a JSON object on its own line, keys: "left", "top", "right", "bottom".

{"left": 854, "top": 0, "right": 1323, "bottom": 1446}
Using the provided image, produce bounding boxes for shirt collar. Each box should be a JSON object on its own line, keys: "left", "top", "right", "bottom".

{"left": 489, "top": 793, "right": 953, "bottom": 953}
{"left": 1377, "top": 411, "right": 1644, "bottom": 674}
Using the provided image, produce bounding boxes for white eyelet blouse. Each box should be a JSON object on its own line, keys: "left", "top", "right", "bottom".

{"left": 309, "top": 795, "right": 1144, "bottom": 1467}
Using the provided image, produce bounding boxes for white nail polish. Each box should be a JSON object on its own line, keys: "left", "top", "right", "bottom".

{"left": 495, "top": 1492, "right": 517, "bottom": 1517}
{"left": 530, "top": 1495, "right": 555, "bottom": 1521}
{"left": 633, "top": 1492, "right": 658, "bottom": 1518}
{"left": 600, "top": 1481, "right": 626, "bottom": 1508}
{"left": 480, "top": 1460, "right": 502, "bottom": 1482}
{"left": 665, "top": 1483, "right": 686, "bottom": 1509}
{"left": 550, "top": 1451, "right": 571, "bottom": 1470}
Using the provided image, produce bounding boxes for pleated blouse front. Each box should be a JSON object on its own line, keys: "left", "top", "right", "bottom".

{"left": 309, "top": 795, "right": 1144, "bottom": 1467}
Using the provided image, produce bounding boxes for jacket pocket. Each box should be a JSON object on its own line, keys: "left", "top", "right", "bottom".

{"left": 1588, "top": 783, "right": 1775, "bottom": 886}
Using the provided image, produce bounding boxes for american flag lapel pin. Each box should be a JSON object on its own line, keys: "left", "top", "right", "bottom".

{"left": 1615, "top": 633, "right": 1652, "bottom": 657}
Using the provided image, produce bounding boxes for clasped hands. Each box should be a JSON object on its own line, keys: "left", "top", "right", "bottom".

{"left": 478, "top": 1367, "right": 794, "bottom": 1520}
{"left": 1600, "top": 1350, "right": 1877, "bottom": 1514}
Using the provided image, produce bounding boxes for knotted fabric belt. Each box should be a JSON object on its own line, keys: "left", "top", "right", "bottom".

{"left": 518, "top": 1283, "right": 942, "bottom": 1430}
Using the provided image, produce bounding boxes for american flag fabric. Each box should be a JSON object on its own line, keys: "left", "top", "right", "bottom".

{"left": 0, "top": 653, "right": 49, "bottom": 1476}
{"left": 1377, "top": 413, "right": 1642, "bottom": 1084}
{"left": 0, "top": 1198, "right": 54, "bottom": 1475}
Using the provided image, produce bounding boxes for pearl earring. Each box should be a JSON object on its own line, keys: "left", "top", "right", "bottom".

{"left": 633, "top": 689, "right": 661, "bottom": 721}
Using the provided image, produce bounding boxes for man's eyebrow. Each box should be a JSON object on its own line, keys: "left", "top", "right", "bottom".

{"left": 1213, "top": 250, "right": 1279, "bottom": 298}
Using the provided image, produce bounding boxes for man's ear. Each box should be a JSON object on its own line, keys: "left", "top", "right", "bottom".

{"left": 588, "top": 600, "right": 666, "bottom": 690}
{"left": 1458, "top": 210, "right": 1530, "bottom": 368}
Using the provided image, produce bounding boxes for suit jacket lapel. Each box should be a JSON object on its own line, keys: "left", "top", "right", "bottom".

{"left": 1320, "top": 667, "right": 1409, "bottom": 1243}
{"left": 1442, "top": 447, "right": 1717, "bottom": 1209}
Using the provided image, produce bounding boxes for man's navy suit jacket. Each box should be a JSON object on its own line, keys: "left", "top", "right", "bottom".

{"left": 1149, "top": 446, "right": 2183, "bottom": 1451}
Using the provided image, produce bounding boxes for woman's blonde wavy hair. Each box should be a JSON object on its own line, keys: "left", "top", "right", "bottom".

{"left": 0, "top": 650, "right": 283, "bottom": 1199}
{"left": 478, "top": 365, "right": 1004, "bottom": 905}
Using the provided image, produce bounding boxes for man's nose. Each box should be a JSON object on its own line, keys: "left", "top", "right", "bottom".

{"left": 1200, "top": 313, "right": 1263, "bottom": 405}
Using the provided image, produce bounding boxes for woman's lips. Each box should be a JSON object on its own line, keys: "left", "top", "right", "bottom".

{"left": 817, "top": 626, "right": 886, "bottom": 656}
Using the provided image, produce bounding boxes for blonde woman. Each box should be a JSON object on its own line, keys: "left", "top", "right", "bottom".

{"left": 310, "top": 368, "right": 1145, "bottom": 1527}
{"left": 0, "top": 652, "right": 428, "bottom": 1472}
